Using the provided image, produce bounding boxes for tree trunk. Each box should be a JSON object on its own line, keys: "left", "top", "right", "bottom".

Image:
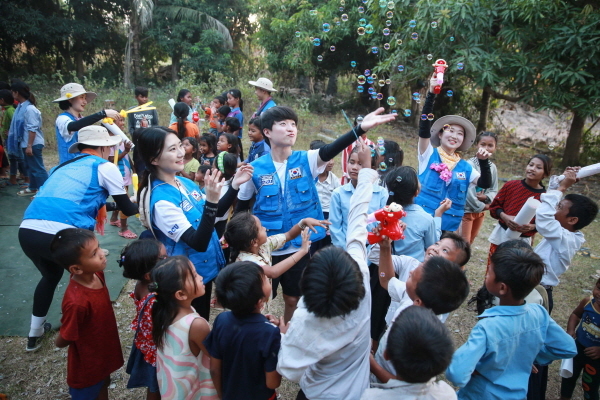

{"left": 130, "top": 12, "right": 142, "bottom": 83}
{"left": 171, "top": 50, "right": 181, "bottom": 84}
{"left": 477, "top": 86, "right": 492, "bottom": 133}
{"left": 561, "top": 110, "right": 586, "bottom": 168}
{"left": 75, "top": 51, "right": 84, "bottom": 79}
{"left": 326, "top": 73, "right": 338, "bottom": 96}
{"left": 124, "top": 32, "right": 133, "bottom": 87}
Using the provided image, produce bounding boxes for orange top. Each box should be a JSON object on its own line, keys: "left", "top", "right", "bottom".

{"left": 205, "top": 107, "right": 218, "bottom": 129}
{"left": 169, "top": 121, "right": 199, "bottom": 138}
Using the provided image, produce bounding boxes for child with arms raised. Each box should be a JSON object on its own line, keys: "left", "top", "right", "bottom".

{"left": 52, "top": 228, "right": 124, "bottom": 400}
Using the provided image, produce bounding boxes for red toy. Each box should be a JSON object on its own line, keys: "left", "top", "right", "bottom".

{"left": 367, "top": 202, "right": 407, "bottom": 245}
{"left": 192, "top": 110, "right": 200, "bottom": 122}
{"left": 432, "top": 59, "right": 448, "bottom": 94}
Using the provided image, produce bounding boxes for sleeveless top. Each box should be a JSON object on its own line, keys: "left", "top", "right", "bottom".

{"left": 156, "top": 313, "right": 218, "bottom": 400}
{"left": 577, "top": 297, "right": 600, "bottom": 348}
{"left": 55, "top": 112, "right": 79, "bottom": 163}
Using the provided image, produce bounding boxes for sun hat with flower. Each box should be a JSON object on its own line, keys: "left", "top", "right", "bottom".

{"left": 52, "top": 83, "right": 97, "bottom": 103}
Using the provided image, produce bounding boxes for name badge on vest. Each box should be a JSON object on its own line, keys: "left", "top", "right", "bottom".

{"left": 288, "top": 167, "right": 302, "bottom": 180}
{"left": 181, "top": 199, "right": 193, "bottom": 212}
{"left": 455, "top": 172, "right": 466, "bottom": 180}
{"left": 190, "top": 190, "right": 202, "bottom": 201}
{"left": 260, "top": 175, "right": 274, "bottom": 186}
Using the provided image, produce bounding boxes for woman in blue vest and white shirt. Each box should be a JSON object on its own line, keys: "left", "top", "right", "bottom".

{"left": 415, "top": 75, "right": 493, "bottom": 232}
{"left": 19, "top": 125, "right": 139, "bottom": 352}
{"left": 136, "top": 126, "right": 253, "bottom": 320}
{"left": 53, "top": 83, "right": 122, "bottom": 164}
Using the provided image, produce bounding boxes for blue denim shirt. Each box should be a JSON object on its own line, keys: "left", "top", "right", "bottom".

{"left": 446, "top": 303, "right": 576, "bottom": 400}
{"left": 392, "top": 204, "right": 441, "bottom": 262}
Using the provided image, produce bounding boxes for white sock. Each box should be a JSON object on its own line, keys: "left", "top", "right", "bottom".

{"left": 29, "top": 315, "right": 46, "bottom": 337}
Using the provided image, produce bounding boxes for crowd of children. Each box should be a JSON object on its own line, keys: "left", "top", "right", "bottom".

{"left": 6, "top": 75, "right": 600, "bottom": 400}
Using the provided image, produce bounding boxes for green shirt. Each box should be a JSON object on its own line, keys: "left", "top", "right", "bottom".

{"left": 1, "top": 105, "right": 15, "bottom": 139}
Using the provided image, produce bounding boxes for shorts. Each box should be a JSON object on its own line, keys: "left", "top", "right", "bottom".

{"left": 271, "top": 251, "right": 310, "bottom": 298}
{"left": 69, "top": 378, "right": 106, "bottom": 400}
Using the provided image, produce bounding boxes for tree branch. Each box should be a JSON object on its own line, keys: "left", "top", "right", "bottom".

{"left": 483, "top": 86, "right": 524, "bottom": 103}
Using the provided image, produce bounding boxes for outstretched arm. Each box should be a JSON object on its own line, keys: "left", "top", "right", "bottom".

{"left": 418, "top": 75, "right": 437, "bottom": 155}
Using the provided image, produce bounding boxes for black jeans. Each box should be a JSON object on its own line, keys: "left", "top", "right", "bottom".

{"left": 561, "top": 340, "right": 600, "bottom": 400}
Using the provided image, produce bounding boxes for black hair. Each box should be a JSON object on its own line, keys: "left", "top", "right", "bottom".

{"left": 174, "top": 102, "right": 190, "bottom": 139}
{"left": 564, "top": 194, "right": 598, "bottom": 231}
{"left": 135, "top": 86, "right": 149, "bottom": 97}
{"left": 11, "top": 79, "right": 36, "bottom": 106}
{"left": 227, "top": 89, "right": 244, "bottom": 111}
{"left": 440, "top": 231, "right": 471, "bottom": 267}
{"left": 382, "top": 140, "right": 403, "bottom": 168}
{"left": 528, "top": 154, "right": 553, "bottom": 178}
{"left": 416, "top": 256, "right": 469, "bottom": 315}
{"left": 0, "top": 89, "right": 14, "bottom": 105}
{"left": 199, "top": 133, "right": 217, "bottom": 158}
{"left": 387, "top": 306, "right": 454, "bottom": 383}
{"left": 214, "top": 95, "right": 227, "bottom": 107}
{"left": 384, "top": 166, "right": 419, "bottom": 207}
{"left": 50, "top": 228, "right": 97, "bottom": 270}
{"left": 151, "top": 256, "right": 198, "bottom": 349}
{"left": 476, "top": 131, "right": 498, "bottom": 145}
{"left": 224, "top": 117, "right": 241, "bottom": 133}
{"left": 215, "top": 261, "right": 265, "bottom": 317}
{"left": 0, "top": 81, "right": 9, "bottom": 90}
{"left": 198, "top": 164, "right": 211, "bottom": 175}
{"left": 220, "top": 132, "right": 243, "bottom": 160}
{"left": 310, "top": 140, "right": 326, "bottom": 150}
{"left": 223, "top": 212, "right": 259, "bottom": 263}
{"left": 496, "top": 239, "right": 533, "bottom": 252}
{"left": 120, "top": 239, "right": 163, "bottom": 280}
{"left": 300, "top": 246, "right": 365, "bottom": 318}
{"left": 260, "top": 106, "right": 298, "bottom": 132}
{"left": 176, "top": 89, "right": 190, "bottom": 103}
{"left": 249, "top": 117, "right": 262, "bottom": 132}
{"left": 218, "top": 152, "right": 238, "bottom": 180}
{"left": 182, "top": 136, "right": 199, "bottom": 158}
{"left": 136, "top": 126, "right": 178, "bottom": 203}
{"left": 490, "top": 247, "right": 545, "bottom": 300}
{"left": 217, "top": 105, "right": 231, "bottom": 118}
{"left": 58, "top": 100, "right": 72, "bottom": 111}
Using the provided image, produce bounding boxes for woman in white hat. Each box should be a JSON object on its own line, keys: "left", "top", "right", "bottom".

{"left": 53, "top": 83, "right": 122, "bottom": 164}
{"left": 415, "top": 75, "right": 493, "bottom": 232}
{"left": 18, "top": 125, "right": 139, "bottom": 352}
{"left": 249, "top": 77, "right": 277, "bottom": 118}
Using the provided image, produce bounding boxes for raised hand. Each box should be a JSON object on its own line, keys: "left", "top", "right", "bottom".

{"left": 231, "top": 164, "right": 254, "bottom": 190}
{"left": 204, "top": 169, "right": 225, "bottom": 203}
{"left": 359, "top": 107, "right": 396, "bottom": 132}
{"left": 302, "top": 218, "right": 331, "bottom": 234}
{"left": 476, "top": 147, "right": 491, "bottom": 160}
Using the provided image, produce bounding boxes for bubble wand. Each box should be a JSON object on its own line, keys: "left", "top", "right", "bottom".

{"left": 432, "top": 59, "right": 448, "bottom": 94}
{"left": 101, "top": 102, "right": 156, "bottom": 147}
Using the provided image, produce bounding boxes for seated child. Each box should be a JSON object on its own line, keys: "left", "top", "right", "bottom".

{"left": 362, "top": 306, "right": 457, "bottom": 400}
{"left": 245, "top": 117, "right": 271, "bottom": 162}
{"left": 223, "top": 116, "right": 241, "bottom": 137}
{"left": 52, "top": 228, "right": 124, "bottom": 400}
{"left": 445, "top": 246, "right": 577, "bottom": 400}
{"left": 204, "top": 261, "right": 282, "bottom": 400}
{"left": 195, "top": 164, "right": 211, "bottom": 194}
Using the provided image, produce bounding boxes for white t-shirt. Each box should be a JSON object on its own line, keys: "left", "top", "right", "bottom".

{"left": 55, "top": 113, "right": 79, "bottom": 142}
{"left": 418, "top": 144, "right": 480, "bottom": 184}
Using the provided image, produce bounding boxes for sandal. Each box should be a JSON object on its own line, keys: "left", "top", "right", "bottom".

{"left": 17, "top": 188, "right": 37, "bottom": 196}
{"left": 118, "top": 229, "right": 138, "bottom": 239}
{"left": 109, "top": 220, "right": 121, "bottom": 227}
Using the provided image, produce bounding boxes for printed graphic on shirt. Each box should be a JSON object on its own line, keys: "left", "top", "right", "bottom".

{"left": 456, "top": 172, "right": 466, "bottom": 180}
{"left": 180, "top": 199, "right": 193, "bottom": 212}
{"left": 288, "top": 167, "right": 302, "bottom": 180}
{"left": 260, "top": 175, "right": 274, "bottom": 186}
{"left": 168, "top": 224, "right": 179, "bottom": 236}
{"left": 190, "top": 190, "right": 202, "bottom": 201}
{"left": 582, "top": 315, "right": 600, "bottom": 342}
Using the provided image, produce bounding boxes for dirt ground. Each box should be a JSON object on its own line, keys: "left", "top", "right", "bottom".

{"left": 1, "top": 114, "right": 599, "bottom": 399}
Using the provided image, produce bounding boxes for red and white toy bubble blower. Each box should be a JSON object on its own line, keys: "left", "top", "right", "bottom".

{"left": 432, "top": 59, "right": 448, "bottom": 94}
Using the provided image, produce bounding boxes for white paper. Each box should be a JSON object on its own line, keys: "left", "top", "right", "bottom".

{"left": 560, "top": 358, "right": 574, "bottom": 378}
{"left": 101, "top": 122, "right": 133, "bottom": 148}
{"left": 505, "top": 197, "right": 540, "bottom": 239}
{"left": 557, "top": 163, "right": 600, "bottom": 181}
{"left": 168, "top": 99, "right": 176, "bottom": 110}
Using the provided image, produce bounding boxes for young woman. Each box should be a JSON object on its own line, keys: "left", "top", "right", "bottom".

{"left": 226, "top": 89, "right": 244, "bottom": 138}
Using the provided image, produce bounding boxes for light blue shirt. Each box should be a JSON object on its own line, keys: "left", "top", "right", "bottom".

{"left": 21, "top": 103, "right": 44, "bottom": 147}
{"left": 169, "top": 104, "right": 194, "bottom": 124}
{"left": 446, "top": 303, "right": 577, "bottom": 400}
{"left": 392, "top": 204, "right": 441, "bottom": 261}
{"left": 330, "top": 182, "right": 388, "bottom": 248}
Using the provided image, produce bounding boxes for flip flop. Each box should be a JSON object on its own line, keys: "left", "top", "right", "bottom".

{"left": 17, "top": 188, "right": 37, "bottom": 196}
{"left": 118, "top": 229, "right": 138, "bottom": 239}
{"left": 109, "top": 220, "right": 121, "bottom": 227}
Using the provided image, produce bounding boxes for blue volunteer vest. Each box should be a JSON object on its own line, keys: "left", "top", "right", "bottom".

{"left": 251, "top": 151, "right": 326, "bottom": 250}
{"left": 149, "top": 177, "right": 225, "bottom": 283}
{"left": 415, "top": 148, "right": 473, "bottom": 231}
{"left": 56, "top": 112, "right": 79, "bottom": 163}
{"left": 23, "top": 155, "right": 109, "bottom": 230}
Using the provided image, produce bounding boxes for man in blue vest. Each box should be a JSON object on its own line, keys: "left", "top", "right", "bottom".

{"left": 249, "top": 77, "right": 277, "bottom": 118}
{"left": 237, "top": 106, "right": 395, "bottom": 322}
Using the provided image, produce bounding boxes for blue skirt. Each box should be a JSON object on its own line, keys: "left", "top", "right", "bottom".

{"left": 126, "top": 342, "right": 159, "bottom": 393}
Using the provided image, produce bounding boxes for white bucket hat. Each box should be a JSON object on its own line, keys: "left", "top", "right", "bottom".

{"left": 429, "top": 115, "right": 477, "bottom": 152}
{"left": 68, "top": 125, "right": 122, "bottom": 153}
{"left": 53, "top": 83, "right": 97, "bottom": 103}
{"left": 248, "top": 77, "right": 277, "bottom": 93}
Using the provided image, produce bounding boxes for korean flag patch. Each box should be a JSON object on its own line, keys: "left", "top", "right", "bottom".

{"left": 190, "top": 190, "right": 202, "bottom": 201}
{"left": 288, "top": 167, "right": 303, "bottom": 180}
{"left": 456, "top": 172, "right": 466, "bottom": 180}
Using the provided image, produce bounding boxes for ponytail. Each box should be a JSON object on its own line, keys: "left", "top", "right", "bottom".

{"left": 223, "top": 212, "right": 258, "bottom": 263}
{"left": 10, "top": 79, "right": 36, "bottom": 106}
{"left": 173, "top": 102, "right": 190, "bottom": 140}
{"left": 177, "top": 117, "right": 185, "bottom": 140}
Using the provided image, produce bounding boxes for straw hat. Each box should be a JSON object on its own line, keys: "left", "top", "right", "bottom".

{"left": 53, "top": 83, "right": 97, "bottom": 103}
{"left": 248, "top": 77, "right": 277, "bottom": 93}
{"left": 429, "top": 115, "right": 476, "bottom": 152}
{"left": 68, "top": 126, "right": 122, "bottom": 153}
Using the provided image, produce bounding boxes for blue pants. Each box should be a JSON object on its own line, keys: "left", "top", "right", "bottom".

{"left": 22, "top": 144, "right": 48, "bottom": 190}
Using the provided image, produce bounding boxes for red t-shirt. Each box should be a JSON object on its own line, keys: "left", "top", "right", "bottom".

{"left": 60, "top": 271, "right": 124, "bottom": 388}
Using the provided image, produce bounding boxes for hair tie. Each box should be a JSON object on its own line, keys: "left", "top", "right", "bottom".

{"left": 217, "top": 152, "right": 226, "bottom": 173}
{"left": 148, "top": 282, "right": 159, "bottom": 291}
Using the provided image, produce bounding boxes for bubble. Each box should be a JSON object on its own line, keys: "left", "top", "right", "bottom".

{"left": 295, "top": 31, "right": 301, "bottom": 38}
{"left": 387, "top": 96, "right": 396, "bottom": 106}
{"left": 426, "top": 54, "right": 433, "bottom": 60}
{"left": 386, "top": 11, "right": 393, "bottom": 18}
{"left": 336, "top": 20, "right": 340, "bottom": 26}
{"left": 457, "top": 62, "right": 464, "bottom": 70}
{"left": 357, "top": 85, "right": 364, "bottom": 93}
{"left": 427, "top": 113, "right": 434, "bottom": 121}
{"left": 380, "top": 272, "right": 386, "bottom": 277}
{"left": 371, "top": 73, "right": 378, "bottom": 79}
{"left": 383, "top": 28, "right": 390, "bottom": 36}
{"left": 339, "top": 6, "right": 344, "bottom": 12}
{"left": 364, "top": 69, "right": 371, "bottom": 76}
{"left": 340, "top": 0, "right": 345, "bottom": 5}
{"left": 379, "top": 0, "right": 387, "bottom": 8}
{"left": 420, "top": 114, "right": 427, "bottom": 121}
{"left": 431, "top": 21, "right": 438, "bottom": 28}
{"left": 385, "top": 78, "right": 391, "bottom": 84}
{"left": 317, "top": 55, "right": 323, "bottom": 61}
{"left": 371, "top": 93, "right": 378, "bottom": 99}
{"left": 357, "top": 27, "right": 366, "bottom": 35}
{"left": 350, "top": 61, "right": 357, "bottom": 67}
{"left": 409, "top": 20, "right": 416, "bottom": 28}
{"left": 379, "top": 162, "right": 387, "bottom": 172}
{"left": 357, "top": 116, "right": 364, "bottom": 123}
{"left": 330, "top": 45, "right": 336, "bottom": 51}
{"left": 446, "top": 90, "right": 453, "bottom": 97}
{"left": 371, "top": 46, "right": 379, "bottom": 54}
{"left": 368, "top": 87, "right": 375, "bottom": 94}
{"left": 313, "top": 38, "right": 321, "bottom": 46}
{"left": 383, "top": 43, "right": 390, "bottom": 50}
{"left": 396, "top": 39, "right": 403, "bottom": 45}
{"left": 386, "top": 20, "right": 392, "bottom": 26}
{"left": 388, "top": 157, "right": 393, "bottom": 163}
{"left": 412, "top": 92, "right": 420, "bottom": 101}
{"left": 449, "top": 36, "right": 455, "bottom": 42}
{"left": 357, "top": 75, "right": 366, "bottom": 84}
{"left": 378, "top": 79, "right": 385, "bottom": 87}
{"left": 415, "top": 98, "right": 421, "bottom": 104}
{"left": 404, "top": 109, "right": 412, "bottom": 117}
{"left": 387, "top": 1, "right": 395, "bottom": 9}
{"left": 358, "top": 6, "right": 365, "bottom": 13}
{"left": 365, "top": 24, "right": 375, "bottom": 34}
{"left": 309, "top": 36, "right": 314, "bottom": 41}
{"left": 376, "top": 93, "right": 384, "bottom": 100}
{"left": 395, "top": 176, "right": 403, "bottom": 182}
{"left": 443, "top": 124, "right": 451, "bottom": 131}
{"left": 362, "top": 0, "right": 367, "bottom": 3}
{"left": 322, "top": 23, "right": 330, "bottom": 32}
{"left": 548, "top": 144, "right": 555, "bottom": 151}
{"left": 367, "top": 76, "right": 375, "bottom": 84}
{"left": 411, "top": 32, "right": 419, "bottom": 40}
{"left": 391, "top": 109, "right": 398, "bottom": 115}
{"left": 359, "top": 18, "right": 367, "bottom": 26}
{"left": 397, "top": 64, "right": 404, "bottom": 72}
{"left": 341, "top": 14, "right": 349, "bottom": 21}
{"left": 310, "top": 9, "right": 317, "bottom": 15}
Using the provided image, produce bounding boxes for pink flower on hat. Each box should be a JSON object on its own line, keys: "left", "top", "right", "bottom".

{"left": 430, "top": 162, "right": 452, "bottom": 183}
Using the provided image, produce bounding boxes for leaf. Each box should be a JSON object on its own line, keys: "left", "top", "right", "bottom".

{"left": 158, "top": 5, "right": 233, "bottom": 49}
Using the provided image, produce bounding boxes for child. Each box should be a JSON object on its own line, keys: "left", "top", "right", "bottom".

{"left": 223, "top": 117, "right": 240, "bottom": 137}
{"left": 204, "top": 262, "right": 282, "bottom": 400}
{"left": 169, "top": 102, "right": 199, "bottom": 139}
{"left": 199, "top": 133, "right": 217, "bottom": 166}
{"left": 330, "top": 147, "right": 388, "bottom": 248}
{"left": 195, "top": 164, "right": 211, "bottom": 193}
{"left": 216, "top": 105, "right": 231, "bottom": 135}
{"left": 461, "top": 132, "right": 499, "bottom": 244}
{"left": 224, "top": 212, "right": 327, "bottom": 278}
{"left": 151, "top": 256, "right": 218, "bottom": 399}
{"left": 245, "top": 117, "right": 271, "bottom": 162}
{"left": 52, "top": 228, "right": 124, "bottom": 400}
{"left": 0, "top": 89, "right": 24, "bottom": 186}
{"left": 249, "top": 77, "right": 277, "bottom": 118}
{"left": 361, "top": 306, "right": 457, "bottom": 399}
{"left": 559, "top": 278, "right": 600, "bottom": 400}
{"left": 120, "top": 239, "right": 167, "bottom": 400}
{"left": 488, "top": 154, "right": 552, "bottom": 262}
{"left": 213, "top": 152, "right": 240, "bottom": 237}
{"left": 208, "top": 96, "right": 226, "bottom": 136}
{"left": 341, "top": 115, "right": 374, "bottom": 185}
{"left": 226, "top": 89, "right": 244, "bottom": 138}
{"left": 128, "top": 86, "right": 159, "bottom": 134}
{"left": 375, "top": 139, "right": 403, "bottom": 186}
{"left": 181, "top": 137, "right": 200, "bottom": 180}
{"left": 445, "top": 246, "right": 577, "bottom": 400}
{"left": 217, "top": 132, "right": 243, "bottom": 163}
{"left": 169, "top": 89, "right": 194, "bottom": 124}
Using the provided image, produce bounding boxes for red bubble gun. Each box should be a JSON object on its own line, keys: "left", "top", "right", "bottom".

{"left": 367, "top": 202, "right": 407, "bottom": 245}
{"left": 192, "top": 111, "right": 199, "bottom": 122}
{"left": 432, "top": 59, "right": 448, "bottom": 94}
